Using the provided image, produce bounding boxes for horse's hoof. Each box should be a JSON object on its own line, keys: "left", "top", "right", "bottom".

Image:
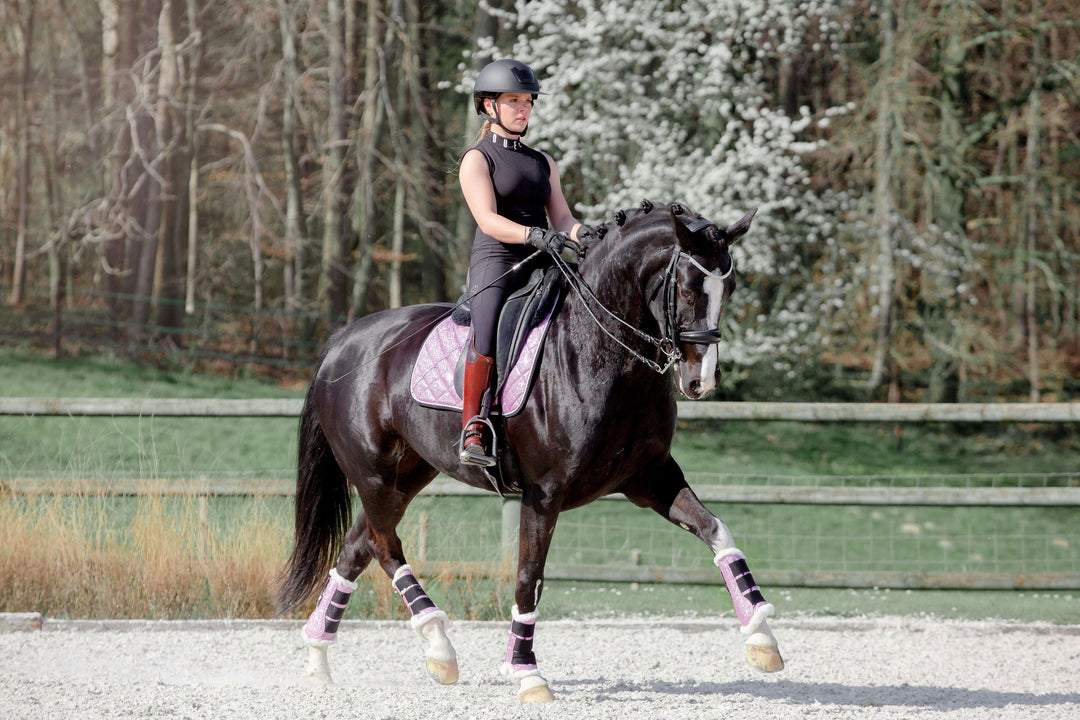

{"left": 746, "top": 643, "right": 784, "bottom": 673}
{"left": 427, "top": 656, "right": 459, "bottom": 685}
{"left": 518, "top": 675, "right": 555, "bottom": 704}
{"left": 304, "top": 644, "right": 334, "bottom": 685}
{"left": 302, "top": 671, "right": 333, "bottom": 687}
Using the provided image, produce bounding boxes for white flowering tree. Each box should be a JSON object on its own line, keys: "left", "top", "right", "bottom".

{"left": 483, "top": 0, "right": 851, "bottom": 391}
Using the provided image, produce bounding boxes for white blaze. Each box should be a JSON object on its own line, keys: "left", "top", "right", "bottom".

{"left": 696, "top": 272, "right": 726, "bottom": 395}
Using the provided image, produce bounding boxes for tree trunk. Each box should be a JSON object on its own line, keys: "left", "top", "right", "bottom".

{"left": 868, "top": 0, "right": 898, "bottom": 390}
{"left": 183, "top": 0, "right": 202, "bottom": 316}
{"left": 277, "top": 0, "right": 308, "bottom": 312}
{"left": 1024, "top": 2, "right": 1041, "bottom": 402}
{"left": 348, "top": 0, "right": 386, "bottom": 321}
{"left": 156, "top": 0, "right": 189, "bottom": 338}
{"left": 8, "top": 0, "right": 34, "bottom": 308}
{"left": 320, "top": 0, "right": 349, "bottom": 319}
{"left": 406, "top": 0, "right": 446, "bottom": 303}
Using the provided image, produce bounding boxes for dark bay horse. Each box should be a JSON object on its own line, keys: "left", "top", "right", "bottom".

{"left": 277, "top": 201, "right": 784, "bottom": 703}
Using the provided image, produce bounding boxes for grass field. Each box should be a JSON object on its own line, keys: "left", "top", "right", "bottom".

{"left": 1, "top": 347, "right": 1078, "bottom": 624}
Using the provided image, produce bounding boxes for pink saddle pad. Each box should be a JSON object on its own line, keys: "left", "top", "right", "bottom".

{"left": 409, "top": 311, "right": 552, "bottom": 417}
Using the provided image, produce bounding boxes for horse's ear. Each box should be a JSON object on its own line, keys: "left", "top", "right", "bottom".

{"left": 719, "top": 208, "right": 757, "bottom": 246}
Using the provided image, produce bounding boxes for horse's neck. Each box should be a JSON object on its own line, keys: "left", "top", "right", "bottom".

{"left": 557, "top": 257, "right": 671, "bottom": 398}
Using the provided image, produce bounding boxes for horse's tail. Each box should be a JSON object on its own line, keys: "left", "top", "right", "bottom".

{"left": 276, "top": 382, "right": 352, "bottom": 615}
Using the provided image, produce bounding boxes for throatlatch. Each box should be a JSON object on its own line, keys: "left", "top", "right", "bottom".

{"left": 303, "top": 568, "right": 358, "bottom": 646}
{"left": 715, "top": 549, "right": 774, "bottom": 635}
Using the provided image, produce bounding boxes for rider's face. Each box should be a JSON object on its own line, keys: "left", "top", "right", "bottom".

{"left": 488, "top": 93, "right": 533, "bottom": 135}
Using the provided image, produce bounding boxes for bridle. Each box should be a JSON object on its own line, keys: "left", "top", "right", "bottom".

{"left": 658, "top": 216, "right": 734, "bottom": 349}
{"left": 548, "top": 212, "right": 735, "bottom": 375}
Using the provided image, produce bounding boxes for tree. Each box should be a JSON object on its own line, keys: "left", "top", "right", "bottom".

{"left": 7, "top": 0, "right": 35, "bottom": 308}
{"left": 511, "top": 0, "right": 850, "bottom": 383}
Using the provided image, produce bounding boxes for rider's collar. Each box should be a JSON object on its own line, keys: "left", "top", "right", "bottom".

{"left": 487, "top": 130, "right": 523, "bottom": 150}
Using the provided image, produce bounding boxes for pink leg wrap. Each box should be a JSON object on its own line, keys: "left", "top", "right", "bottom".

{"left": 504, "top": 605, "right": 539, "bottom": 673}
{"left": 392, "top": 565, "right": 440, "bottom": 621}
{"left": 716, "top": 551, "right": 772, "bottom": 630}
{"left": 303, "top": 569, "right": 358, "bottom": 644}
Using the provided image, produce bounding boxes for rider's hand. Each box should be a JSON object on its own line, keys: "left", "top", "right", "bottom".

{"left": 575, "top": 224, "right": 599, "bottom": 245}
{"left": 526, "top": 227, "right": 568, "bottom": 255}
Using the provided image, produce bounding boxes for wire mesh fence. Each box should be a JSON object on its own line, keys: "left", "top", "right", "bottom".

{"left": 11, "top": 469, "right": 1072, "bottom": 589}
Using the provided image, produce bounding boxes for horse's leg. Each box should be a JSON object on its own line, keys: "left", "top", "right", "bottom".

{"left": 360, "top": 471, "right": 459, "bottom": 686}
{"left": 301, "top": 466, "right": 458, "bottom": 686}
{"left": 300, "top": 511, "right": 375, "bottom": 686}
{"left": 390, "top": 563, "right": 459, "bottom": 684}
{"left": 500, "top": 482, "right": 561, "bottom": 704}
{"left": 622, "top": 461, "right": 784, "bottom": 673}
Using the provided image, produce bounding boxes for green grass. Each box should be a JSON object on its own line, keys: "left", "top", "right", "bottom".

{"left": 2, "top": 346, "right": 1078, "bottom": 623}
{"left": 0, "top": 349, "right": 301, "bottom": 480}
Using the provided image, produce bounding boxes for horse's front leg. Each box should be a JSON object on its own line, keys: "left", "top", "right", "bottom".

{"left": 622, "top": 461, "right": 784, "bottom": 673}
{"left": 501, "top": 481, "right": 562, "bottom": 704}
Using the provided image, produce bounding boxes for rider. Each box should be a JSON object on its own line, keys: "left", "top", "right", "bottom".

{"left": 457, "top": 58, "right": 595, "bottom": 467}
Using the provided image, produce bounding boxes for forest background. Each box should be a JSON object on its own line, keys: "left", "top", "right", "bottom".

{"left": 1, "top": 0, "right": 1078, "bottom": 402}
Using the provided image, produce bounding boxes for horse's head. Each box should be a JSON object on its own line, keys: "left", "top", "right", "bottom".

{"left": 588, "top": 200, "right": 755, "bottom": 399}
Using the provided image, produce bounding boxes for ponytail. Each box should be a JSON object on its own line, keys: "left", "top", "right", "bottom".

{"left": 457, "top": 120, "right": 493, "bottom": 170}
{"left": 474, "top": 120, "right": 493, "bottom": 144}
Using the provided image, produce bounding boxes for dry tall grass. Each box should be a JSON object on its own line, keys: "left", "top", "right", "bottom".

{"left": 0, "top": 492, "right": 514, "bottom": 621}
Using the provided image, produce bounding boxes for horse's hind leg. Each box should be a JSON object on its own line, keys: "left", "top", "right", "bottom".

{"left": 360, "top": 468, "right": 459, "bottom": 685}
{"left": 390, "top": 564, "right": 458, "bottom": 684}
{"left": 300, "top": 511, "right": 376, "bottom": 685}
{"left": 301, "top": 492, "right": 459, "bottom": 686}
{"left": 622, "top": 460, "right": 784, "bottom": 673}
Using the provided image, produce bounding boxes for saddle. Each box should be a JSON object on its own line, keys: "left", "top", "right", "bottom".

{"left": 410, "top": 262, "right": 565, "bottom": 418}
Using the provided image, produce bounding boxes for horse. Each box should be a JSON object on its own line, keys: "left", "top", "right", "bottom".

{"left": 277, "top": 200, "right": 784, "bottom": 704}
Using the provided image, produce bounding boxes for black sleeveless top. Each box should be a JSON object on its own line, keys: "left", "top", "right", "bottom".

{"left": 468, "top": 131, "right": 552, "bottom": 261}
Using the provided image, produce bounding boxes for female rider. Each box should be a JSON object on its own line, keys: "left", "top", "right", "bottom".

{"left": 457, "top": 58, "right": 594, "bottom": 467}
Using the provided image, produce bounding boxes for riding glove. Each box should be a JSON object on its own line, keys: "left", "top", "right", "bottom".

{"left": 576, "top": 224, "right": 599, "bottom": 244}
{"left": 526, "top": 227, "right": 569, "bottom": 254}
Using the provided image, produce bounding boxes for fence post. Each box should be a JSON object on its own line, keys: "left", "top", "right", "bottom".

{"left": 501, "top": 498, "right": 521, "bottom": 566}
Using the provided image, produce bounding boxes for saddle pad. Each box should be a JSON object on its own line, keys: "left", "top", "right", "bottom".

{"left": 410, "top": 312, "right": 552, "bottom": 417}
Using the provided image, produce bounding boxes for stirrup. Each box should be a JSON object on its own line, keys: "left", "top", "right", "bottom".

{"left": 459, "top": 418, "right": 496, "bottom": 467}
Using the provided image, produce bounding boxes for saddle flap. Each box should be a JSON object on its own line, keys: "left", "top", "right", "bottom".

{"left": 494, "top": 264, "right": 562, "bottom": 390}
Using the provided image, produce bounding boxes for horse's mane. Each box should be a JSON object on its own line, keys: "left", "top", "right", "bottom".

{"left": 583, "top": 199, "right": 700, "bottom": 258}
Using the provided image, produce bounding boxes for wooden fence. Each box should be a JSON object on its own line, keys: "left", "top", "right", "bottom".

{"left": 2, "top": 398, "right": 1078, "bottom": 590}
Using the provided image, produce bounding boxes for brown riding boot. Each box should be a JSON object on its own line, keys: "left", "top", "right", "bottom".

{"left": 459, "top": 342, "right": 496, "bottom": 467}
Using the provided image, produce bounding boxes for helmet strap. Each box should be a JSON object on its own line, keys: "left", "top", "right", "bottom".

{"left": 480, "top": 96, "right": 528, "bottom": 138}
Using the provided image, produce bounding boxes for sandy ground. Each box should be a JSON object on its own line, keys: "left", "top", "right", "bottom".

{"left": 1, "top": 616, "right": 1078, "bottom": 720}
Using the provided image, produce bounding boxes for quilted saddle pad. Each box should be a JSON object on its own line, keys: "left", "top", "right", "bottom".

{"left": 409, "top": 310, "right": 552, "bottom": 418}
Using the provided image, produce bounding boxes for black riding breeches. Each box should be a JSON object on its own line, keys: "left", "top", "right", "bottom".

{"left": 467, "top": 240, "right": 530, "bottom": 359}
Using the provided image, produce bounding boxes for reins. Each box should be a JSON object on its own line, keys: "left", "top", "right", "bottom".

{"left": 545, "top": 246, "right": 683, "bottom": 374}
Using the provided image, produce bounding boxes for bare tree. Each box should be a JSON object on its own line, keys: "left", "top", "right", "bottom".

{"left": 277, "top": 0, "right": 308, "bottom": 313}
{"left": 1023, "top": 1, "right": 1042, "bottom": 402}
{"left": 867, "top": 0, "right": 900, "bottom": 390}
{"left": 348, "top": 0, "right": 387, "bottom": 321}
{"left": 7, "top": 0, "right": 34, "bottom": 308}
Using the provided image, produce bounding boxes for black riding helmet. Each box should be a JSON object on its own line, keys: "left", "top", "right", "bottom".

{"left": 473, "top": 59, "right": 544, "bottom": 133}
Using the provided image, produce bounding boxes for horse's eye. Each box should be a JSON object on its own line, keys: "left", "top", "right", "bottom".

{"left": 679, "top": 287, "right": 694, "bottom": 302}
